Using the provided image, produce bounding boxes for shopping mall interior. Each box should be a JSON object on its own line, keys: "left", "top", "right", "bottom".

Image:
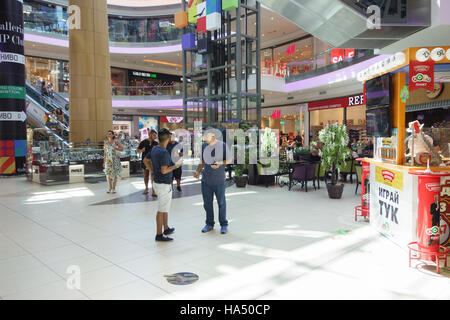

{"left": 0, "top": 0, "right": 450, "bottom": 303}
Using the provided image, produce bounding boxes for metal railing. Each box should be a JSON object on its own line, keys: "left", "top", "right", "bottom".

{"left": 23, "top": 0, "right": 187, "bottom": 44}
{"left": 263, "top": 48, "right": 375, "bottom": 81}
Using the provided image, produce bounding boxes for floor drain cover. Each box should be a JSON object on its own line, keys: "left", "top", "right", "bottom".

{"left": 164, "top": 272, "right": 199, "bottom": 285}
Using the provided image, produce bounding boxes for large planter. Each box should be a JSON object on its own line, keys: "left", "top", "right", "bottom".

{"left": 326, "top": 183, "right": 344, "bottom": 199}
{"left": 234, "top": 176, "right": 248, "bottom": 188}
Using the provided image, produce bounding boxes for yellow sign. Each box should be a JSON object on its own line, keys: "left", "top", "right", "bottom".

{"left": 375, "top": 166, "right": 403, "bottom": 191}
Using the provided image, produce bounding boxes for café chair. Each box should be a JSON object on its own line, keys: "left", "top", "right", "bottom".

{"left": 340, "top": 158, "right": 355, "bottom": 183}
{"left": 314, "top": 162, "right": 327, "bottom": 189}
{"left": 304, "top": 163, "right": 317, "bottom": 192}
{"left": 290, "top": 165, "right": 306, "bottom": 191}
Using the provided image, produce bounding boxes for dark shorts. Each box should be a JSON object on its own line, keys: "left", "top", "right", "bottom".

{"left": 173, "top": 167, "right": 182, "bottom": 180}
{"left": 141, "top": 161, "right": 149, "bottom": 171}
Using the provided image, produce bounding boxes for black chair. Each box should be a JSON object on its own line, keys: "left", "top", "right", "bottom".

{"left": 304, "top": 163, "right": 317, "bottom": 192}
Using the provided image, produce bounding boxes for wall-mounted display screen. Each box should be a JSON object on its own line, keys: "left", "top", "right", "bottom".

{"left": 365, "top": 74, "right": 391, "bottom": 108}
{"left": 366, "top": 106, "right": 391, "bottom": 137}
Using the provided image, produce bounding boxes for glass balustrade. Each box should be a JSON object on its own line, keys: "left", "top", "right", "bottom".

{"left": 23, "top": 0, "right": 187, "bottom": 43}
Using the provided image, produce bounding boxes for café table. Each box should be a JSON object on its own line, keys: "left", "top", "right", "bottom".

{"left": 278, "top": 159, "right": 311, "bottom": 190}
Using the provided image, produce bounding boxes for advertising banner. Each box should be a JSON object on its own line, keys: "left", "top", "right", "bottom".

{"left": 0, "top": 0, "right": 27, "bottom": 175}
{"left": 121, "top": 161, "right": 130, "bottom": 178}
{"left": 440, "top": 176, "right": 450, "bottom": 247}
{"left": 370, "top": 164, "right": 414, "bottom": 247}
{"left": 409, "top": 60, "right": 434, "bottom": 92}
{"left": 416, "top": 175, "right": 441, "bottom": 255}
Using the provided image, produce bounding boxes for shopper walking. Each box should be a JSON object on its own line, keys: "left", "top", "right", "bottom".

{"left": 137, "top": 129, "right": 158, "bottom": 195}
{"left": 166, "top": 132, "right": 184, "bottom": 192}
{"left": 194, "top": 128, "right": 232, "bottom": 234}
{"left": 143, "top": 129, "right": 183, "bottom": 242}
{"left": 103, "top": 130, "right": 123, "bottom": 194}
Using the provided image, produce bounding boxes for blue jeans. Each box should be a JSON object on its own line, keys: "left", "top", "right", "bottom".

{"left": 201, "top": 182, "right": 228, "bottom": 227}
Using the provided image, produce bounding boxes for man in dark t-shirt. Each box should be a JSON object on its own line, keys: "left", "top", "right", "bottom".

{"left": 137, "top": 129, "right": 158, "bottom": 196}
{"left": 166, "top": 133, "right": 184, "bottom": 192}
{"left": 143, "top": 129, "right": 183, "bottom": 242}
{"left": 194, "top": 127, "right": 232, "bottom": 235}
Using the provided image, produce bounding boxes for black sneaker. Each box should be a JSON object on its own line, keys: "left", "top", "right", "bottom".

{"left": 177, "top": 186, "right": 182, "bottom": 192}
{"left": 155, "top": 234, "right": 173, "bottom": 242}
{"left": 163, "top": 227, "right": 175, "bottom": 235}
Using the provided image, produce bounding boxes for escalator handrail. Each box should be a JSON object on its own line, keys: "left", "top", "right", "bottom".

{"left": 26, "top": 81, "right": 69, "bottom": 119}
{"left": 26, "top": 95, "right": 70, "bottom": 132}
{"left": 27, "top": 102, "right": 70, "bottom": 146}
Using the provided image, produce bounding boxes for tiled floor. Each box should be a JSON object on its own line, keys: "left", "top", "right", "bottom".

{"left": 0, "top": 174, "right": 449, "bottom": 300}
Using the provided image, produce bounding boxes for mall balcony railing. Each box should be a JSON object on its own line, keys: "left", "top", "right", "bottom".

{"left": 23, "top": 0, "right": 189, "bottom": 44}
{"left": 264, "top": 48, "right": 375, "bottom": 83}
{"left": 111, "top": 85, "right": 194, "bottom": 97}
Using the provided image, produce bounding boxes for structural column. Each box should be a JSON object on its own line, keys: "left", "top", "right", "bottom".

{"left": 69, "top": 0, "right": 112, "bottom": 143}
{"left": 0, "top": 0, "right": 27, "bottom": 175}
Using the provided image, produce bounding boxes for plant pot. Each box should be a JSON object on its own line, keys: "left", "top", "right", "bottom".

{"left": 326, "top": 183, "right": 344, "bottom": 199}
{"left": 234, "top": 176, "right": 248, "bottom": 188}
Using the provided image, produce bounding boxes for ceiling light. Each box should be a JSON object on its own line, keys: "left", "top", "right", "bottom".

{"left": 143, "top": 59, "right": 182, "bottom": 67}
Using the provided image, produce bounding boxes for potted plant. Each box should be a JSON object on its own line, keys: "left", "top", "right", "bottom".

{"left": 234, "top": 163, "right": 247, "bottom": 187}
{"left": 318, "top": 123, "right": 351, "bottom": 199}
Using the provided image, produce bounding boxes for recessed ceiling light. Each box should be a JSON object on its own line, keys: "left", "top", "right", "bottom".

{"left": 270, "top": 17, "right": 274, "bottom": 20}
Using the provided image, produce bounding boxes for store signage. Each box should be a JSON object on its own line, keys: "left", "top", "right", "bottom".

{"left": 0, "top": 51, "right": 25, "bottom": 65}
{"left": 331, "top": 49, "right": 355, "bottom": 64}
{"left": 0, "top": 111, "right": 27, "bottom": 122}
{"left": 308, "top": 94, "right": 364, "bottom": 111}
{"left": 271, "top": 110, "right": 281, "bottom": 119}
{"left": 357, "top": 52, "right": 406, "bottom": 82}
{"left": 409, "top": 60, "right": 434, "bottom": 92}
{"left": 159, "top": 20, "right": 171, "bottom": 28}
{"left": 69, "top": 164, "right": 84, "bottom": 184}
{"left": 286, "top": 44, "right": 295, "bottom": 56}
{"left": 161, "top": 116, "right": 184, "bottom": 123}
{"left": 132, "top": 71, "right": 157, "bottom": 78}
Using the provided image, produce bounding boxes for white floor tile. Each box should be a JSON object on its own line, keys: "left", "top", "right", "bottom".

{"left": 90, "top": 279, "right": 167, "bottom": 300}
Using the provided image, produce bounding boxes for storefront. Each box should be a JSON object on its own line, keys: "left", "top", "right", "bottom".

{"left": 356, "top": 47, "right": 450, "bottom": 269}
{"left": 128, "top": 70, "right": 182, "bottom": 96}
{"left": 112, "top": 115, "right": 134, "bottom": 137}
{"left": 261, "top": 104, "right": 308, "bottom": 144}
{"left": 308, "top": 94, "right": 366, "bottom": 143}
{"left": 26, "top": 56, "right": 69, "bottom": 93}
{"left": 160, "top": 116, "right": 184, "bottom": 131}
{"left": 111, "top": 68, "right": 128, "bottom": 95}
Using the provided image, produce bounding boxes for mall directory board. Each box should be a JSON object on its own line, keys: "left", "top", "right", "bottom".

{"left": 0, "top": 0, "right": 26, "bottom": 175}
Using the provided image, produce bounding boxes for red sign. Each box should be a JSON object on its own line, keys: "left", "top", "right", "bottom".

{"left": 409, "top": 60, "right": 434, "bottom": 92}
{"left": 331, "top": 49, "right": 345, "bottom": 64}
{"left": 271, "top": 110, "right": 281, "bottom": 119}
{"left": 308, "top": 94, "right": 364, "bottom": 111}
{"left": 160, "top": 116, "right": 184, "bottom": 123}
{"left": 441, "top": 177, "right": 450, "bottom": 247}
{"left": 331, "top": 49, "right": 355, "bottom": 64}
{"left": 286, "top": 44, "right": 296, "bottom": 56}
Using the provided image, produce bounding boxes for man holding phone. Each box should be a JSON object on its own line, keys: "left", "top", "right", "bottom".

{"left": 144, "top": 129, "right": 183, "bottom": 242}
{"left": 194, "top": 127, "right": 232, "bottom": 234}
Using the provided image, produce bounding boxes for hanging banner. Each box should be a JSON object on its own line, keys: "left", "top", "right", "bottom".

{"left": 409, "top": 60, "right": 434, "bottom": 92}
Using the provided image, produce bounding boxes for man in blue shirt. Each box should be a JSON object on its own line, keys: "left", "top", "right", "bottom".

{"left": 143, "top": 129, "right": 183, "bottom": 242}
{"left": 194, "top": 127, "right": 232, "bottom": 234}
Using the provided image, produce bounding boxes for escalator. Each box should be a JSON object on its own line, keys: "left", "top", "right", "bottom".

{"left": 25, "top": 82, "right": 70, "bottom": 145}
{"left": 259, "top": 0, "right": 430, "bottom": 49}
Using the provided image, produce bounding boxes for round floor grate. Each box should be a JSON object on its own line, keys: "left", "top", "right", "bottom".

{"left": 164, "top": 272, "right": 199, "bottom": 285}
